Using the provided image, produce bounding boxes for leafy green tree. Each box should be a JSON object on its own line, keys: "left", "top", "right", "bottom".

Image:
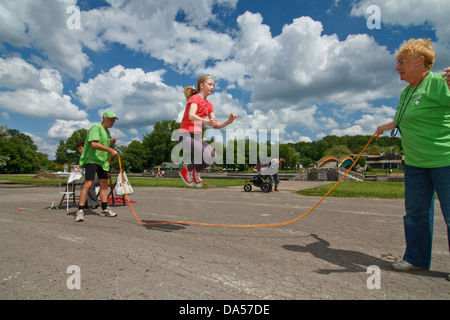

{"left": 0, "top": 127, "right": 41, "bottom": 173}
{"left": 142, "top": 120, "right": 181, "bottom": 168}
{"left": 7, "top": 128, "right": 38, "bottom": 151}
{"left": 279, "top": 144, "right": 300, "bottom": 169}
{"left": 294, "top": 135, "right": 403, "bottom": 163}
{"left": 36, "top": 152, "right": 50, "bottom": 168}
{"left": 121, "top": 140, "right": 146, "bottom": 173}
{"left": 323, "top": 145, "right": 352, "bottom": 158}
{"left": 66, "top": 128, "right": 88, "bottom": 152}
{"left": 54, "top": 140, "right": 70, "bottom": 165}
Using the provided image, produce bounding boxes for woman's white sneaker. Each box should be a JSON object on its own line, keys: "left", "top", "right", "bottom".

{"left": 392, "top": 260, "right": 422, "bottom": 271}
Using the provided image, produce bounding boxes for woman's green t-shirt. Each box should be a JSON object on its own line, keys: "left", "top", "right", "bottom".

{"left": 395, "top": 72, "right": 450, "bottom": 168}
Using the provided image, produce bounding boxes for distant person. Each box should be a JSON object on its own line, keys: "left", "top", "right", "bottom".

{"left": 259, "top": 158, "right": 285, "bottom": 191}
{"left": 75, "top": 111, "right": 119, "bottom": 222}
{"left": 268, "top": 158, "right": 285, "bottom": 191}
{"left": 178, "top": 75, "right": 238, "bottom": 188}
{"left": 376, "top": 39, "right": 450, "bottom": 279}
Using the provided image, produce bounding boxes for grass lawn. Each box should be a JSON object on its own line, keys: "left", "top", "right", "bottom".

{"left": 1, "top": 174, "right": 406, "bottom": 198}
{"left": 126, "top": 177, "right": 246, "bottom": 188}
{"left": 297, "top": 181, "right": 405, "bottom": 199}
{"left": 0, "top": 174, "right": 246, "bottom": 189}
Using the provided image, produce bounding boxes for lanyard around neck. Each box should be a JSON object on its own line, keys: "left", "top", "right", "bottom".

{"left": 392, "top": 85, "right": 418, "bottom": 136}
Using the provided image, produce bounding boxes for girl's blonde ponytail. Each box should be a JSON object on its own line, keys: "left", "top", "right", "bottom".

{"left": 184, "top": 86, "right": 198, "bottom": 100}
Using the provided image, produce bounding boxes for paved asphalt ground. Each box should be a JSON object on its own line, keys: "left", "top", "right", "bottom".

{"left": 0, "top": 181, "right": 448, "bottom": 305}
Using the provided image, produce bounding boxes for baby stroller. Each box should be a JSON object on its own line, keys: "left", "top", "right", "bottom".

{"left": 243, "top": 163, "right": 272, "bottom": 193}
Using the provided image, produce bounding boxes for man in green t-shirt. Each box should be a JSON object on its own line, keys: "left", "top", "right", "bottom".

{"left": 75, "top": 111, "right": 119, "bottom": 222}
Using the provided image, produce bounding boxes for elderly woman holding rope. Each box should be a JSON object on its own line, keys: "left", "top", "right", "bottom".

{"left": 377, "top": 39, "right": 450, "bottom": 280}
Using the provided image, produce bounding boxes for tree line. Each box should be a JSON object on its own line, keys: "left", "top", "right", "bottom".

{"left": 0, "top": 125, "right": 50, "bottom": 174}
{"left": 0, "top": 121, "right": 402, "bottom": 174}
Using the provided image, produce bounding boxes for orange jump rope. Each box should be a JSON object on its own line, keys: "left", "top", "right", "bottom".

{"left": 113, "top": 132, "right": 378, "bottom": 228}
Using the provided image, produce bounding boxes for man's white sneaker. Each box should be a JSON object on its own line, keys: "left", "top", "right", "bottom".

{"left": 75, "top": 209, "right": 84, "bottom": 222}
{"left": 100, "top": 207, "right": 117, "bottom": 217}
{"left": 392, "top": 260, "right": 422, "bottom": 271}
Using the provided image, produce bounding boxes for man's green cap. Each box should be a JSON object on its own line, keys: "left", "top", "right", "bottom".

{"left": 103, "top": 111, "right": 118, "bottom": 120}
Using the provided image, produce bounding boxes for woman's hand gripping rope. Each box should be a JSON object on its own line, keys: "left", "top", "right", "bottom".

{"left": 111, "top": 132, "right": 378, "bottom": 228}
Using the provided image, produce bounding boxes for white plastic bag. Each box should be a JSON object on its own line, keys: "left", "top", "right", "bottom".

{"left": 114, "top": 170, "right": 134, "bottom": 196}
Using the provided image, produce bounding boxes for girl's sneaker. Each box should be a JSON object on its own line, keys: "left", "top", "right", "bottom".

{"left": 179, "top": 167, "right": 194, "bottom": 187}
{"left": 192, "top": 169, "right": 202, "bottom": 188}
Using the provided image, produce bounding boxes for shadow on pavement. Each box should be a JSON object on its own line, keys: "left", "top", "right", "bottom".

{"left": 283, "top": 233, "right": 448, "bottom": 279}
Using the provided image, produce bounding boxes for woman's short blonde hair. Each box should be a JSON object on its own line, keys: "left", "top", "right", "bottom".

{"left": 396, "top": 38, "right": 435, "bottom": 70}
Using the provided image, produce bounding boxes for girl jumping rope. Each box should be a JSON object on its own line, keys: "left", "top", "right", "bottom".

{"left": 178, "top": 75, "right": 238, "bottom": 187}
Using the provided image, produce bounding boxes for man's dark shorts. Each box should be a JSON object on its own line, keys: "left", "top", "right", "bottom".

{"left": 85, "top": 163, "right": 109, "bottom": 181}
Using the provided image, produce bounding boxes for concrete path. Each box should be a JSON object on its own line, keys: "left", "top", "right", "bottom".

{"left": 0, "top": 181, "right": 448, "bottom": 302}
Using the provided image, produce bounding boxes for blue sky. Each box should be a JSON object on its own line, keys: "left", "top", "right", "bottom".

{"left": 1, "top": 0, "right": 449, "bottom": 160}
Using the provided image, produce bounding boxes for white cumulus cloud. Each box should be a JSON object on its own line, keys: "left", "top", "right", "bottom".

{"left": 0, "top": 57, "right": 87, "bottom": 120}
{"left": 76, "top": 65, "right": 185, "bottom": 128}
